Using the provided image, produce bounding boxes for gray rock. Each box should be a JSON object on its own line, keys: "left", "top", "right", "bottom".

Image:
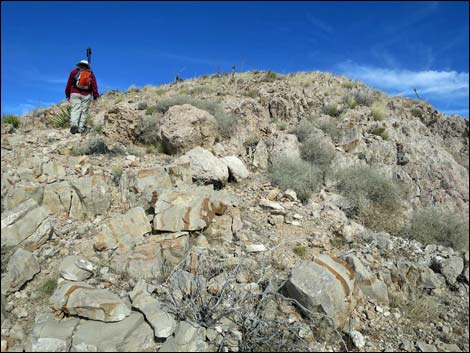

{"left": 436, "top": 342, "right": 462, "bottom": 352}
{"left": 31, "top": 313, "right": 79, "bottom": 352}
{"left": 220, "top": 156, "right": 249, "bottom": 181}
{"left": 160, "top": 104, "right": 219, "bottom": 154}
{"left": 1, "top": 248, "right": 40, "bottom": 295}
{"left": 416, "top": 341, "right": 438, "bottom": 352}
{"left": 153, "top": 184, "right": 229, "bottom": 232}
{"left": 343, "top": 255, "right": 389, "bottom": 305}
{"left": 71, "top": 312, "right": 152, "bottom": 352}
{"left": 59, "top": 256, "right": 95, "bottom": 281}
{"left": 129, "top": 281, "right": 177, "bottom": 338}
{"left": 269, "top": 133, "right": 301, "bottom": 161}
{"left": 253, "top": 140, "right": 269, "bottom": 170}
{"left": 5, "top": 183, "right": 44, "bottom": 210}
{"left": 94, "top": 207, "right": 151, "bottom": 251}
{"left": 349, "top": 330, "right": 365, "bottom": 349}
{"left": 1, "top": 294, "right": 7, "bottom": 324}
{"left": 159, "top": 321, "right": 208, "bottom": 352}
{"left": 1, "top": 198, "right": 53, "bottom": 250}
{"left": 440, "top": 256, "right": 464, "bottom": 285}
{"left": 176, "top": 147, "right": 229, "bottom": 185}
{"left": 419, "top": 268, "right": 445, "bottom": 289}
{"left": 285, "top": 255, "right": 355, "bottom": 329}
{"left": 50, "top": 281, "right": 131, "bottom": 322}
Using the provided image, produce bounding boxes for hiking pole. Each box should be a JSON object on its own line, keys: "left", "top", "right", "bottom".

{"left": 86, "top": 48, "right": 92, "bottom": 68}
{"left": 413, "top": 88, "right": 421, "bottom": 100}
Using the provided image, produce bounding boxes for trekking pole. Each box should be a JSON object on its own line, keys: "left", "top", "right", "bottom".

{"left": 86, "top": 48, "right": 92, "bottom": 68}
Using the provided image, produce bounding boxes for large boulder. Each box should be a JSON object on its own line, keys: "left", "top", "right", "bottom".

{"left": 285, "top": 255, "right": 356, "bottom": 329}
{"left": 94, "top": 207, "right": 151, "bottom": 251}
{"left": 1, "top": 248, "right": 40, "bottom": 295}
{"left": 269, "top": 133, "right": 301, "bottom": 161}
{"left": 1, "top": 198, "right": 53, "bottom": 250}
{"left": 153, "top": 185, "right": 229, "bottom": 232}
{"left": 50, "top": 281, "right": 131, "bottom": 322}
{"left": 220, "top": 156, "right": 249, "bottom": 181}
{"left": 176, "top": 147, "right": 229, "bottom": 186}
{"left": 159, "top": 104, "right": 218, "bottom": 154}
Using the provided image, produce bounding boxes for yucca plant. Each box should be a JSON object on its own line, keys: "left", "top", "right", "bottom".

{"left": 49, "top": 105, "right": 71, "bottom": 128}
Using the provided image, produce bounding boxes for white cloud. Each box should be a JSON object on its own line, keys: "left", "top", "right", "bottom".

{"left": 337, "top": 62, "right": 469, "bottom": 117}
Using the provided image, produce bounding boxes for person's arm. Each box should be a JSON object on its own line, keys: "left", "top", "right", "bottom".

{"left": 91, "top": 72, "right": 99, "bottom": 100}
{"left": 65, "top": 70, "right": 75, "bottom": 99}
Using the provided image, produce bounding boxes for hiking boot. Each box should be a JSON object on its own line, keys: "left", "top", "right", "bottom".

{"left": 70, "top": 125, "right": 79, "bottom": 134}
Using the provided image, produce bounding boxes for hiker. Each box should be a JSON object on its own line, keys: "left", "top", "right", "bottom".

{"left": 65, "top": 60, "right": 99, "bottom": 134}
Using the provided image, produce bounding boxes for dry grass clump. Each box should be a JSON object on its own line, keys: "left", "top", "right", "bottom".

{"left": 322, "top": 103, "right": 342, "bottom": 117}
{"left": 371, "top": 102, "right": 388, "bottom": 121}
{"left": 401, "top": 207, "right": 469, "bottom": 250}
{"left": 300, "top": 136, "right": 336, "bottom": 170}
{"left": 270, "top": 157, "right": 323, "bottom": 203}
{"left": 2, "top": 114, "right": 22, "bottom": 129}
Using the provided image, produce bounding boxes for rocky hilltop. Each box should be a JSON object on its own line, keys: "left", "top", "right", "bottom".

{"left": 1, "top": 70, "right": 469, "bottom": 352}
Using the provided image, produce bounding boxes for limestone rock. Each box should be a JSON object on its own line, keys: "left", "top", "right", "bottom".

{"left": 440, "top": 256, "right": 464, "bottom": 285}
{"left": 176, "top": 147, "right": 229, "bottom": 185}
{"left": 285, "top": 255, "right": 356, "bottom": 329}
{"left": 129, "top": 281, "right": 177, "bottom": 338}
{"left": 1, "top": 198, "right": 53, "bottom": 250}
{"left": 220, "top": 156, "right": 249, "bottom": 181}
{"left": 159, "top": 321, "right": 208, "bottom": 352}
{"left": 1, "top": 248, "right": 40, "bottom": 295}
{"left": 160, "top": 104, "right": 218, "bottom": 154}
{"left": 50, "top": 281, "right": 131, "bottom": 322}
{"left": 343, "top": 255, "right": 389, "bottom": 305}
{"left": 59, "top": 256, "right": 95, "bottom": 281}
{"left": 30, "top": 313, "right": 79, "bottom": 352}
{"left": 253, "top": 139, "right": 269, "bottom": 170}
{"left": 269, "top": 133, "right": 301, "bottom": 161}
{"left": 71, "top": 312, "right": 153, "bottom": 352}
{"left": 153, "top": 185, "right": 229, "bottom": 232}
{"left": 94, "top": 207, "right": 151, "bottom": 251}
{"left": 205, "top": 214, "right": 233, "bottom": 243}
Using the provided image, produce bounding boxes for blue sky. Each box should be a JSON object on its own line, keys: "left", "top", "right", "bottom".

{"left": 2, "top": 1, "right": 469, "bottom": 117}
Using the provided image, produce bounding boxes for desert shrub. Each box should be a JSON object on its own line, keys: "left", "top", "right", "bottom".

{"left": 351, "top": 89, "right": 375, "bottom": 106}
{"left": 401, "top": 207, "right": 469, "bottom": 250}
{"left": 2, "top": 114, "right": 21, "bottom": 129}
{"left": 300, "top": 136, "right": 336, "bottom": 170}
{"left": 270, "top": 157, "right": 322, "bottom": 203}
{"left": 72, "top": 136, "right": 112, "bottom": 156}
{"left": 371, "top": 102, "right": 388, "bottom": 121}
{"left": 277, "top": 122, "right": 287, "bottom": 131}
{"left": 261, "top": 70, "right": 278, "bottom": 82}
{"left": 48, "top": 106, "right": 71, "bottom": 128}
{"left": 410, "top": 107, "right": 423, "bottom": 118}
{"left": 370, "top": 127, "right": 389, "bottom": 140}
{"left": 291, "top": 119, "right": 318, "bottom": 143}
{"left": 322, "top": 103, "right": 341, "bottom": 117}
{"left": 111, "top": 163, "right": 123, "bottom": 186}
{"left": 336, "top": 165, "right": 403, "bottom": 231}
{"left": 318, "top": 121, "right": 341, "bottom": 142}
{"left": 136, "top": 115, "right": 161, "bottom": 146}
{"left": 293, "top": 245, "right": 307, "bottom": 258}
{"left": 245, "top": 89, "right": 258, "bottom": 98}
{"left": 145, "top": 105, "right": 157, "bottom": 115}
{"left": 127, "top": 84, "right": 140, "bottom": 93}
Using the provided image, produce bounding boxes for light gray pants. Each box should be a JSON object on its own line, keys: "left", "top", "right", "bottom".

{"left": 70, "top": 93, "right": 92, "bottom": 132}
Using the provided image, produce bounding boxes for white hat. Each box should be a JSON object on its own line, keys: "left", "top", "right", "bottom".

{"left": 76, "top": 60, "right": 90, "bottom": 67}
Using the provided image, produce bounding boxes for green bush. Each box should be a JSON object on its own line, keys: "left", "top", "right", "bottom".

{"left": 401, "top": 207, "right": 469, "bottom": 250}
{"left": 342, "top": 94, "right": 357, "bottom": 109}
{"left": 336, "top": 165, "right": 403, "bottom": 232}
{"left": 155, "top": 95, "right": 238, "bottom": 137}
{"left": 261, "top": 70, "right": 278, "bottom": 82}
{"left": 344, "top": 89, "right": 374, "bottom": 107}
{"left": 270, "top": 157, "right": 322, "bottom": 203}
{"left": 40, "top": 279, "right": 57, "bottom": 297}
{"left": 2, "top": 114, "right": 21, "bottom": 128}
{"left": 322, "top": 103, "right": 341, "bottom": 117}
{"left": 300, "top": 136, "right": 336, "bottom": 170}
{"left": 342, "top": 80, "right": 356, "bottom": 89}
{"left": 48, "top": 105, "right": 71, "bottom": 128}
{"left": 318, "top": 121, "right": 341, "bottom": 142}
{"left": 145, "top": 105, "right": 157, "bottom": 115}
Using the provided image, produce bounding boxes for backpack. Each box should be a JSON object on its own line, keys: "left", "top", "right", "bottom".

{"left": 74, "top": 69, "right": 92, "bottom": 90}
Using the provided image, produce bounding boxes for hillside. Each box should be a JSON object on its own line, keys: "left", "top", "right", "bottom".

{"left": 1, "top": 70, "right": 469, "bottom": 352}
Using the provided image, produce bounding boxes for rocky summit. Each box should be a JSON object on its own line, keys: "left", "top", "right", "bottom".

{"left": 1, "top": 70, "right": 469, "bottom": 352}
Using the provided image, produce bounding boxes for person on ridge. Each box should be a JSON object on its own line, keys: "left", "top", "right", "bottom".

{"left": 65, "top": 60, "right": 99, "bottom": 134}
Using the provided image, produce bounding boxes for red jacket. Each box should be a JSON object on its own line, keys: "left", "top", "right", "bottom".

{"left": 65, "top": 68, "right": 99, "bottom": 99}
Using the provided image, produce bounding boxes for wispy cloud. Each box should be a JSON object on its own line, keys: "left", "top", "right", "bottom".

{"left": 338, "top": 62, "right": 469, "bottom": 117}
{"left": 306, "top": 13, "right": 333, "bottom": 34}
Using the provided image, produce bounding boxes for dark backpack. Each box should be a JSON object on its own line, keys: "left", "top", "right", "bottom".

{"left": 74, "top": 69, "right": 92, "bottom": 90}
